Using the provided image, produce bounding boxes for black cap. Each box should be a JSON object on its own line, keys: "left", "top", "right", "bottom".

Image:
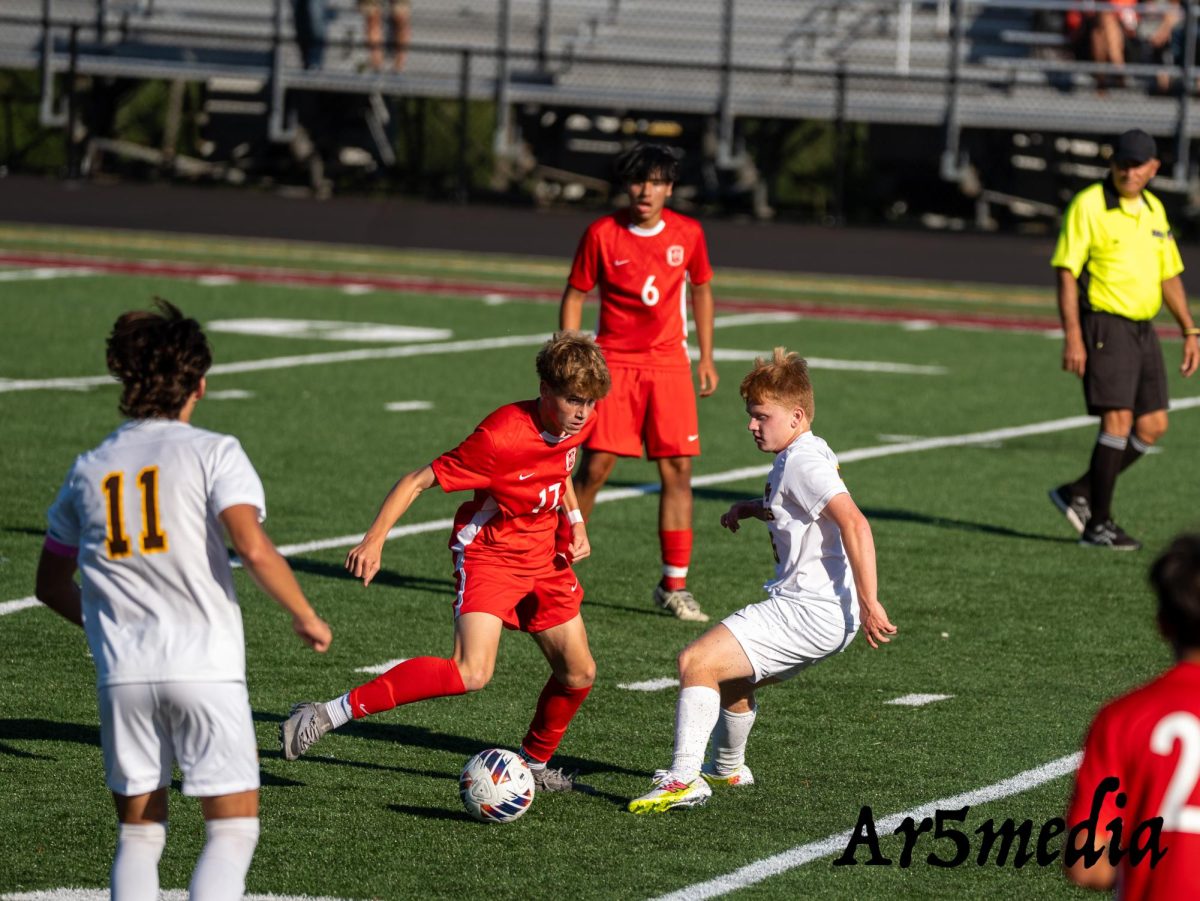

{"left": 1113, "top": 129, "right": 1157, "bottom": 165}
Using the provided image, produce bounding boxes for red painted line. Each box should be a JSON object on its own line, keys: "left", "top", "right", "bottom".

{"left": 0, "top": 250, "right": 1080, "bottom": 334}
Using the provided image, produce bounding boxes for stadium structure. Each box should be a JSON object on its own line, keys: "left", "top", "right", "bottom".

{"left": 3, "top": 0, "right": 1200, "bottom": 228}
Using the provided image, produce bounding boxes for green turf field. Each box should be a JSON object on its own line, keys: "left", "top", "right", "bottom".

{"left": 2, "top": 227, "right": 1198, "bottom": 899}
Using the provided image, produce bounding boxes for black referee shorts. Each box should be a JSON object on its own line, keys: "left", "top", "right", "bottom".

{"left": 1082, "top": 310, "right": 1169, "bottom": 416}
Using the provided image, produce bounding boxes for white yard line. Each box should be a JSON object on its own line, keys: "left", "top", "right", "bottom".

{"left": 0, "top": 597, "right": 40, "bottom": 617}
{"left": 2, "top": 891, "right": 352, "bottom": 901}
{"left": 9, "top": 398, "right": 1200, "bottom": 611}
{"left": 649, "top": 753, "right": 1082, "bottom": 901}
{"left": 384, "top": 401, "right": 434, "bottom": 412}
{"left": 0, "top": 267, "right": 97, "bottom": 282}
{"left": 618, "top": 677, "right": 680, "bottom": 692}
{"left": 0, "top": 316, "right": 936, "bottom": 393}
{"left": 355, "top": 658, "right": 410, "bottom": 674}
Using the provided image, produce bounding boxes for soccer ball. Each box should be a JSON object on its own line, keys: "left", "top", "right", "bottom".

{"left": 459, "top": 748, "right": 535, "bottom": 824}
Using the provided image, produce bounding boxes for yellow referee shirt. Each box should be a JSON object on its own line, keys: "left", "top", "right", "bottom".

{"left": 1051, "top": 179, "right": 1184, "bottom": 321}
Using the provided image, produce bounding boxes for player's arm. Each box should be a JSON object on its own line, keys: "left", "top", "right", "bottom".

{"left": 719, "top": 498, "right": 769, "bottom": 533}
{"left": 559, "top": 286, "right": 589, "bottom": 332}
{"left": 221, "top": 504, "right": 331, "bottom": 652}
{"left": 561, "top": 476, "right": 590, "bottom": 562}
{"left": 821, "top": 493, "right": 896, "bottom": 649}
{"left": 1161, "top": 274, "right": 1200, "bottom": 377}
{"left": 345, "top": 464, "right": 438, "bottom": 586}
{"left": 35, "top": 545, "right": 82, "bottom": 627}
{"left": 1057, "top": 267, "right": 1087, "bottom": 378}
{"left": 691, "top": 280, "right": 719, "bottom": 397}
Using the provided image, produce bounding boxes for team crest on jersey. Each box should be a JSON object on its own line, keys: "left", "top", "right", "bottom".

{"left": 566, "top": 448, "right": 577, "bottom": 471}
{"left": 666, "top": 245, "right": 685, "bottom": 267}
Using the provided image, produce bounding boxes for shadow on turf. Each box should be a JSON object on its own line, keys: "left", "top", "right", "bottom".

{"left": 2, "top": 525, "right": 46, "bottom": 538}
{"left": 0, "top": 718, "right": 100, "bottom": 759}
{"left": 286, "top": 557, "right": 453, "bottom": 594}
{"left": 860, "top": 506, "right": 1077, "bottom": 544}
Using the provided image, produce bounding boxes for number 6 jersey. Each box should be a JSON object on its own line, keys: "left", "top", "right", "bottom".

{"left": 567, "top": 208, "right": 712, "bottom": 368}
{"left": 46, "top": 419, "right": 266, "bottom": 687}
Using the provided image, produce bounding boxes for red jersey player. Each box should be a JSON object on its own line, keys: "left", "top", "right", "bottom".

{"left": 559, "top": 143, "right": 718, "bottom": 623}
{"left": 280, "top": 332, "right": 611, "bottom": 793}
{"left": 1065, "top": 532, "right": 1200, "bottom": 899}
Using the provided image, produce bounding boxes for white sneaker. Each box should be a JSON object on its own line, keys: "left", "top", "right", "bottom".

{"left": 627, "top": 769, "right": 712, "bottom": 814}
{"left": 653, "top": 585, "right": 709, "bottom": 622}
{"left": 701, "top": 763, "right": 755, "bottom": 788}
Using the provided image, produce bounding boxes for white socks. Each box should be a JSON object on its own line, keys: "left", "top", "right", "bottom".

{"left": 709, "top": 703, "right": 757, "bottom": 775}
{"left": 189, "top": 816, "right": 260, "bottom": 901}
{"left": 324, "top": 693, "right": 352, "bottom": 729}
{"left": 669, "top": 686, "right": 721, "bottom": 780}
{"left": 111, "top": 821, "right": 166, "bottom": 901}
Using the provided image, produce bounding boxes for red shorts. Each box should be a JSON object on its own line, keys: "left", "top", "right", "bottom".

{"left": 452, "top": 552, "right": 583, "bottom": 633}
{"left": 587, "top": 364, "right": 700, "bottom": 459}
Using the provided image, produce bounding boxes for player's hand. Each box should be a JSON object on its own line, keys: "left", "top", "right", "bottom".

{"left": 1062, "top": 334, "right": 1087, "bottom": 378}
{"left": 720, "top": 502, "right": 749, "bottom": 532}
{"left": 345, "top": 539, "right": 384, "bottom": 587}
{"left": 697, "top": 359, "right": 719, "bottom": 397}
{"left": 1182, "top": 336, "right": 1199, "bottom": 377}
{"left": 859, "top": 600, "right": 897, "bottom": 650}
{"left": 567, "top": 522, "right": 591, "bottom": 562}
{"left": 293, "top": 613, "right": 332, "bottom": 652}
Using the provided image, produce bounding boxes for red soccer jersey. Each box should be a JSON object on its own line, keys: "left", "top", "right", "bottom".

{"left": 567, "top": 208, "right": 713, "bottom": 368}
{"left": 1067, "top": 662, "right": 1200, "bottom": 901}
{"left": 430, "top": 400, "right": 591, "bottom": 569}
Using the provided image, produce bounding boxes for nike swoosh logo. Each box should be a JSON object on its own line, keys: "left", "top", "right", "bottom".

{"left": 687, "top": 434, "right": 699, "bottom": 442}
{"left": 570, "top": 582, "right": 579, "bottom": 592}
{"left": 518, "top": 472, "right": 535, "bottom": 480}
{"left": 613, "top": 259, "right": 630, "bottom": 266}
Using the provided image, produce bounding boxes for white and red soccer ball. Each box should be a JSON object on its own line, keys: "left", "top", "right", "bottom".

{"left": 459, "top": 748, "right": 535, "bottom": 823}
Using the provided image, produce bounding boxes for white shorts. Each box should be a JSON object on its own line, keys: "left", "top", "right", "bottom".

{"left": 98, "top": 681, "right": 260, "bottom": 797}
{"left": 722, "top": 594, "right": 857, "bottom": 684}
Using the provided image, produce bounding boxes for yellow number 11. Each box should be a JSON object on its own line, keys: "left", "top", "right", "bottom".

{"left": 101, "top": 466, "right": 168, "bottom": 559}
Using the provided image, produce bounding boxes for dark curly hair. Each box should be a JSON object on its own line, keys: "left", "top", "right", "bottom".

{"left": 1151, "top": 533, "right": 1200, "bottom": 652}
{"left": 614, "top": 143, "right": 681, "bottom": 185}
{"left": 106, "top": 298, "right": 212, "bottom": 419}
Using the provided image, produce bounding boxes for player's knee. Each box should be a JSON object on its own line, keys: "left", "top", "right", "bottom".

{"left": 457, "top": 662, "right": 494, "bottom": 692}
{"left": 676, "top": 645, "right": 706, "bottom": 681}
{"left": 562, "top": 660, "right": 596, "bottom": 689}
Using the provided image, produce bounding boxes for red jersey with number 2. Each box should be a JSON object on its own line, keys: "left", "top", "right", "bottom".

{"left": 1067, "top": 662, "right": 1200, "bottom": 901}
{"left": 567, "top": 208, "right": 713, "bottom": 368}
{"left": 430, "top": 400, "right": 591, "bottom": 569}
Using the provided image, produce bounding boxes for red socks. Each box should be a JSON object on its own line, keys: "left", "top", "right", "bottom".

{"left": 660, "top": 528, "right": 692, "bottom": 591}
{"left": 520, "top": 677, "right": 592, "bottom": 763}
{"left": 347, "top": 657, "right": 466, "bottom": 719}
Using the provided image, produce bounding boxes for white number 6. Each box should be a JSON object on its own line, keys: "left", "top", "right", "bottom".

{"left": 641, "top": 275, "right": 660, "bottom": 307}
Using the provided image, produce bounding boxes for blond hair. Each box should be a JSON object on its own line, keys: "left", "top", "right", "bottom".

{"left": 536, "top": 331, "right": 611, "bottom": 399}
{"left": 739, "top": 347, "right": 813, "bottom": 421}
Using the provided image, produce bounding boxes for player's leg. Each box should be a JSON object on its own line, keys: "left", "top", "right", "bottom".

{"left": 703, "top": 678, "right": 767, "bottom": 788}
{"left": 646, "top": 368, "right": 706, "bottom": 620}
{"left": 360, "top": 0, "right": 384, "bottom": 70}
{"left": 522, "top": 613, "right": 596, "bottom": 791}
{"left": 628, "top": 624, "right": 755, "bottom": 813}
{"left": 282, "top": 613, "right": 496, "bottom": 759}
{"left": 191, "top": 791, "right": 259, "bottom": 901}
{"left": 573, "top": 449, "right": 617, "bottom": 520}
{"left": 111, "top": 789, "right": 169, "bottom": 901}
{"left": 390, "top": 0, "right": 410, "bottom": 70}
{"left": 102, "top": 683, "right": 170, "bottom": 900}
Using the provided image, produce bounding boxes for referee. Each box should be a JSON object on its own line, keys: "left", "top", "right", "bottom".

{"left": 1049, "top": 129, "right": 1199, "bottom": 550}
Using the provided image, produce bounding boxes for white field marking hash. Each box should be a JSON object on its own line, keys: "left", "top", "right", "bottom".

{"left": 617, "top": 677, "right": 680, "bottom": 692}
{"left": 886, "top": 693, "right": 954, "bottom": 706}
{"left": 196, "top": 275, "right": 240, "bottom": 286}
{"left": 9, "top": 397, "right": 1200, "bottom": 605}
{"left": 483, "top": 293, "right": 508, "bottom": 305}
{"left": 0, "top": 267, "right": 97, "bottom": 282}
{"left": 355, "top": 658, "right": 410, "bottom": 674}
{"left": 206, "top": 318, "right": 452, "bottom": 343}
{"left": 901, "top": 320, "right": 938, "bottom": 331}
{"left": 341, "top": 284, "right": 374, "bottom": 295}
{"left": 2, "top": 891, "right": 353, "bottom": 901}
{"left": 0, "top": 313, "right": 771, "bottom": 394}
{"left": 206, "top": 389, "right": 255, "bottom": 400}
{"left": 701, "top": 348, "right": 946, "bottom": 375}
{"left": 384, "top": 400, "right": 434, "bottom": 412}
{"left": 650, "top": 752, "right": 1082, "bottom": 901}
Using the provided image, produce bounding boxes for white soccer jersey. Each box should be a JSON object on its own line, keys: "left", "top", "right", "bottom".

{"left": 46, "top": 419, "right": 266, "bottom": 687}
{"left": 762, "top": 431, "right": 858, "bottom": 621}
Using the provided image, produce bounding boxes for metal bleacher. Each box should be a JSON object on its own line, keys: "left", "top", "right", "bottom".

{"left": 4, "top": 0, "right": 1200, "bottom": 183}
